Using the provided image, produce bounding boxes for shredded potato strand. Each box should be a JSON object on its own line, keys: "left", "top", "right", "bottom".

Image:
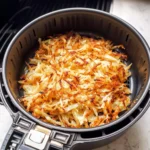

{"left": 19, "top": 32, "right": 131, "bottom": 128}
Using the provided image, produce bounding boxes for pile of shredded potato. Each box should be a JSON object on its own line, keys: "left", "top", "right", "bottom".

{"left": 19, "top": 32, "right": 131, "bottom": 128}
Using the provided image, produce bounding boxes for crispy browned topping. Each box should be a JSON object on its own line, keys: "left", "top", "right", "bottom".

{"left": 19, "top": 32, "right": 131, "bottom": 128}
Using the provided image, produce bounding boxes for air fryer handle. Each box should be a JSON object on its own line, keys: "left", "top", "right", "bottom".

{"left": 0, "top": 122, "right": 23, "bottom": 150}
{"left": 0, "top": 114, "right": 36, "bottom": 150}
{"left": 0, "top": 112, "right": 77, "bottom": 150}
{"left": 0, "top": 123, "right": 35, "bottom": 150}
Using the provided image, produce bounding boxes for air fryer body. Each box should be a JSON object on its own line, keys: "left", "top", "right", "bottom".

{"left": 1, "top": 8, "right": 150, "bottom": 150}
{"left": 3, "top": 8, "right": 150, "bottom": 133}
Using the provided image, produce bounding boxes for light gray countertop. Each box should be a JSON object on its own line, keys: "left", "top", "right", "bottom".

{"left": 0, "top": 0, "right": 150, "bottom": 149}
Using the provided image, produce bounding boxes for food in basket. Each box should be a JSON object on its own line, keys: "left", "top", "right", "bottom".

{"left": 19, "top": 32, "right": 131, "bottom": 128}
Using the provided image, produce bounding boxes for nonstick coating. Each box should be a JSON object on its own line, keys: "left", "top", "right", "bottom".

{"left": 2, "top": 8, "right": 150, "bottom": 132}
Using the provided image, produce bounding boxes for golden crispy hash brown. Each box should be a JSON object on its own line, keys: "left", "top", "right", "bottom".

{"left": 18, "top": 32, "right": 131, "bottom": 128}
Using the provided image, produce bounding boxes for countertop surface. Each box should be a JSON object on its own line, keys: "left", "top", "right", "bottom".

{"left": 1, "top": 0, "right": 150, "bottom": 150}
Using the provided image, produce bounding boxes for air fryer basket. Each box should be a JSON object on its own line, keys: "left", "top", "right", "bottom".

{"left": 2, "top": 8, "right": 150, "bottom": 132}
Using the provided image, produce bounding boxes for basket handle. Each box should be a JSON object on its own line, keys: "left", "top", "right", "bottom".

{"left": 0, "top": 113, "right": 79, "bottom": 150}
{"left": 0, "top": 114, "right": 35, "bottom": 150}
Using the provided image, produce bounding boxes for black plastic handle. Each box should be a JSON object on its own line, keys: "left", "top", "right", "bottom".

{"left": 0, "top": 123, "right": 28, "bottom": 150}
{"left": 0, "top": 114, "right": 36, "bottom": 150}
{"left": 1, "top": 114, "right": 71, "bottom": 150}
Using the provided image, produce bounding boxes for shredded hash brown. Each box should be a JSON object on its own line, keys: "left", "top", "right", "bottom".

{"left": 19, "top": 32, "right": 131, "bottom": 128}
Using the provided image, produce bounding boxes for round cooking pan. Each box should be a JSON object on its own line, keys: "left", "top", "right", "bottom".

{"left": 2, "top": 8, "right": 150, "bottom": 134}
